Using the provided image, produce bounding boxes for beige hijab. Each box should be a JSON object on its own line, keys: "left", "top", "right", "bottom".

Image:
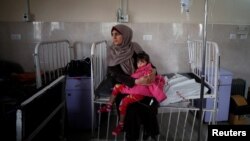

{"left": 108, "top": 24, "right": 143, "bottom": 75}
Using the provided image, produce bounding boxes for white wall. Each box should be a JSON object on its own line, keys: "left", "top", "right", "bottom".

{"left": 1, "top": 0, "right": 250, "bottom": 24}
{"left": 0, "top": 0, "right": 250, "bottom": 89}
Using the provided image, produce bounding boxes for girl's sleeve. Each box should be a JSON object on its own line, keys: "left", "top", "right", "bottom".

{"left": 108, "top": 66, "right": 135, "bottom": 87}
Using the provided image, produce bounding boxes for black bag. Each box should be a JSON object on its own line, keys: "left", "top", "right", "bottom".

{"left": 65, "top": 58, "right": 91, "bottom": 77}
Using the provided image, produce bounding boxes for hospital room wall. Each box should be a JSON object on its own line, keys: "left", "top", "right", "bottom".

{"left": 0, "top": 0, "right": 250, "bottom": 87}
{"left": 0, "top": 0, "right": 249, "bottom": 24}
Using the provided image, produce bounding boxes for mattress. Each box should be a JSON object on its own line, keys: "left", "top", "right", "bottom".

{"left": 160, "top": 73, "right": 209, "bottom": 106}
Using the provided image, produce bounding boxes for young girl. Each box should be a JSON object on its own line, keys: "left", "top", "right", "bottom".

{"left": 98, "top": 52, "right": 166, "bottom": 136}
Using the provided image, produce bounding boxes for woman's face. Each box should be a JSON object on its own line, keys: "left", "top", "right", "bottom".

{"left": 111, "top": 30, "right": 123, "bottom": 46}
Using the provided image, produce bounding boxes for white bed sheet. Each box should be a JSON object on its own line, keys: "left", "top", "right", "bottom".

{"left": 160, "top": 73, "right": 209, "bottom": 106}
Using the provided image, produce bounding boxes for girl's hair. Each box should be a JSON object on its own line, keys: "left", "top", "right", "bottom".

{"left": 137, "top": 52, "right": 150, "bottom": 63}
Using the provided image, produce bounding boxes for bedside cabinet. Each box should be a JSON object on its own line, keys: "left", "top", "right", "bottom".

{"left": 205, "top": 68, "right": 233, "bottom": 122}
{"left": 65, "top": 76, "right": 91, "bottom": 129}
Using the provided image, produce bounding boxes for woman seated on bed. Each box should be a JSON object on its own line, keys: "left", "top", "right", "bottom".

{"left": 98, "top": 52, "right": 166, "bottom": 136}
{"left": 95, "top": 24, "right": 159, "bottom": 141}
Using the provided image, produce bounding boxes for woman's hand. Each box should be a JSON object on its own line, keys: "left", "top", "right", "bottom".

{"left": 135, "top": 69, "right": 156, "bottom": 85}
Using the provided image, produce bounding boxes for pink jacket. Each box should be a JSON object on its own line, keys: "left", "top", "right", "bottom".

{"left": 121, "top": 63, "right": 167, "bottom": 102}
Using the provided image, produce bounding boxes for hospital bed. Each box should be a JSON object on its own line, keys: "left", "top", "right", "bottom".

{"left": 90, "top": 40, "right": 220, "bottom": 141}
{"left": 16, "top": 40, "right": 71, "bottom": 141}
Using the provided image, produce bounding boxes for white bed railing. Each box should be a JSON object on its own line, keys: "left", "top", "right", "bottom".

{"left": 157, "top": 106, "right": 214, "bottom": 141}
{"left": 188, "top": 40, "right": 219, "bottom": 99}
{"left": 33, "top": 40, "right": 71, "bottom": 89}
{"left": 90, "top": 40, "right": 220, "bottom": 141}
{"left": 188, "top": 40, "right": 220, "bottom": 124}
{"left": 90, "top": 40, "right": 108, "bottom": 135}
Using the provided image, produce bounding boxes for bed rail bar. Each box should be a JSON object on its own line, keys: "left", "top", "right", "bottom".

{"left": 34, "top": 40, "right": 71, "bottom": 89}
{"left": 91, "top": 105, "right": 214, "bottom": 141}
{"left": 90, "top": 40, "right": 108, "bottom": 135}
{"left": 188, "top": 40, "right": 219, "bottom": 98}
{"left": 188, "top": 40, "right": 220, "bottom": 124}
{"left": 16, "top": 76, "right": 66, "bottom": 141}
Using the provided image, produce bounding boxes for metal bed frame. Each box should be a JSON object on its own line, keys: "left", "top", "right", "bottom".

{"left": 90, "top": 40, "right": 108, "bottom": 136}
{"left": 34, "top": 40, "right": 71, "bottom": 89}
{"left": 16, "top": 40, "right": 71, "bottom": 141}
{"left": 90, "top": 40, "right": 220, "bottom": 141}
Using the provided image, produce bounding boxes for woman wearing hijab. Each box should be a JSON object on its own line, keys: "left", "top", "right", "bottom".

{"left": 96, "top": 24, "right": 159, "bottom": 141}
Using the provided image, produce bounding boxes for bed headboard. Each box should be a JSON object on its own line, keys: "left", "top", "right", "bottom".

{"left": 188, "top": 40, "right": 220, "bottom": 98}
{"left": 90, "top": 40, "right": 108, "bottom": 134}
{"left": 33, "top": 40, "right": 71, "bottom": 88}
{"left": 90, "top": 40, "right": 108, "bottom": 94}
